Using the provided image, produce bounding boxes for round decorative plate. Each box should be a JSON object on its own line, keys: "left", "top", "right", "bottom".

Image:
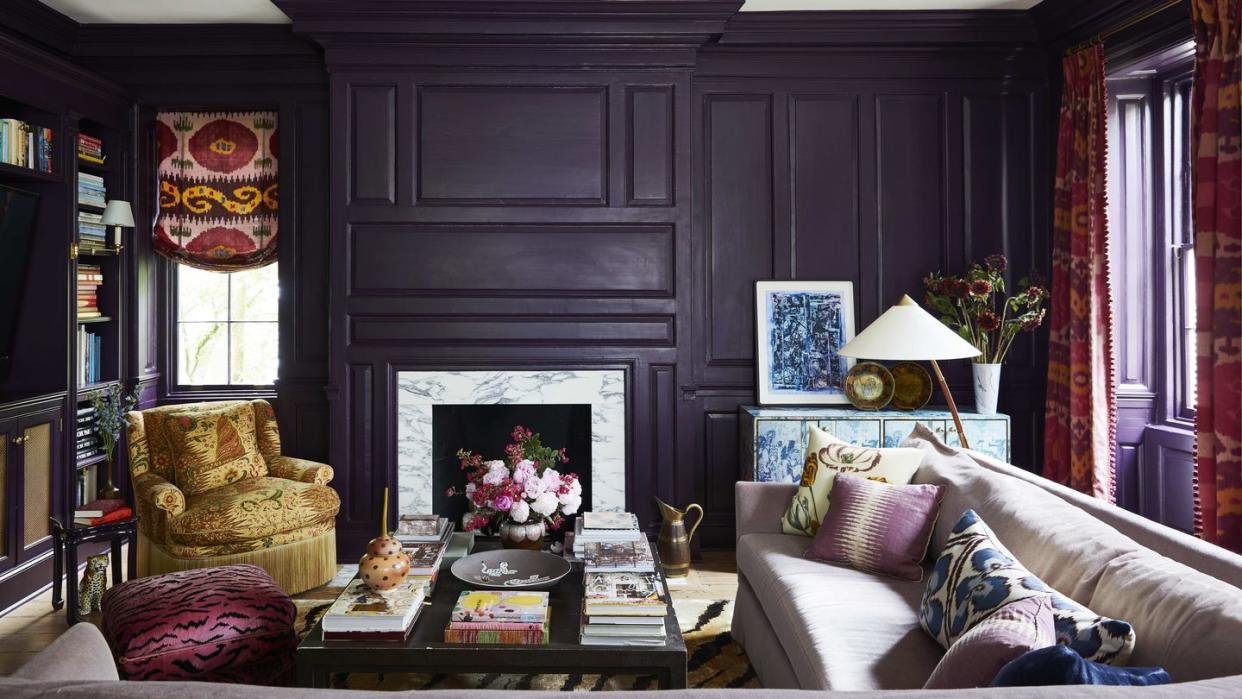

{"left": 450, "top": 549, "right": 572, "bottom": 590}
{"left": 845, "top": 361, "right": 894, "bottom": 410}
{"left": 890, "top": 361, "right": 933, "bottom": 410}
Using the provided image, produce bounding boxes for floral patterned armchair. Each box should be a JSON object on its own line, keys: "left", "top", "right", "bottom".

{"left": 125, "top": 399, "right": 339, "bottom": 594}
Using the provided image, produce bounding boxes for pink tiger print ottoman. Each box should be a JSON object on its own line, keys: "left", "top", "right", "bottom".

{"left": 101, "top": 564, "right": 297, "bottom": 684}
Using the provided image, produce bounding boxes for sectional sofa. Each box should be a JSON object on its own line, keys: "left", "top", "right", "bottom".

{"left": 732, "top": 424, "right": 1242, "bottom": 692}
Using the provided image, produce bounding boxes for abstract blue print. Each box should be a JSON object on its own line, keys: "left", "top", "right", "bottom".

{"left": 765, "top": 290, "right": 848, "bottom": 396}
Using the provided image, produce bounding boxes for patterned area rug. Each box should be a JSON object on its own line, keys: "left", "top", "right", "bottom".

{"left": 294, "top": 568, "right": 758, "bottom": 691}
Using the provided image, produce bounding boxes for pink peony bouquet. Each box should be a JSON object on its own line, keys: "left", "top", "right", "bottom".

{"left": 448, "top": 425, "right": 582, "bottom": 533}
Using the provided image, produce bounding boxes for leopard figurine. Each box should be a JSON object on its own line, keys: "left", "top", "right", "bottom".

{"left": 77, "top": 553, "right": 109, "bottom": 616}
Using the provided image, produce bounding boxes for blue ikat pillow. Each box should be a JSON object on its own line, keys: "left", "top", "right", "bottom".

{"left": 919, "top": 509, "right": 1136, "bottom": 665}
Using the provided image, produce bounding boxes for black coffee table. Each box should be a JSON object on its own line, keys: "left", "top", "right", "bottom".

{"left": 296, "top": 542, "right": 688, "bottom": 688}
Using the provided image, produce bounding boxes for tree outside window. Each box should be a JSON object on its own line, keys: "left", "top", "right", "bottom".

{"left": 176, "top": 263, "right": 278, "bottom": 386}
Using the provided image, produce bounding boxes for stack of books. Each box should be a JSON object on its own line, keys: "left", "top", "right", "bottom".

{"left": 580, "top": 571, "right": 668, "bottom": 646}
{"left": 322, "top": 577, "right": 426, "bottom": 641}
{"left": 574, "top": 512, "right": 656, "bottom": 573}
{"left": 78, "top": 211, "right": 108, "bottom": 251}
{"left": 571, "top": 511, "right": 644, "bottom": 558}
{"left": 396, "top": 514, "right": 455, "bottom": 592}
{"left": 75, "top": 405, "right": 100, "bottom": 465}
{"left": 74, "top": 498, "right": 132, "bottom": 526}
{"left": 77, "top": 264, "right": 103, "bottom": 319}
{"left": 77, "top": 133, "right": 105, "bottom": 166}
{"left": 78, "top": 172, "right": 106, "bottom": 208}
{"left": 0, "top": 119, "right": 53, "bottom": 173}
{"left": 445, "top": 590, "right": 550, "bottom": 645}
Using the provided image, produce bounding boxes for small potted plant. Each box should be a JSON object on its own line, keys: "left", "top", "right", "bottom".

{"left": 91, "top": 384, "right": 138, "bottom": 499}
{"left": 923, "top": 254, "right": 1047, "bottom": 415}
{"left": 448, "top": 425, "right": 582, "bottom": 549}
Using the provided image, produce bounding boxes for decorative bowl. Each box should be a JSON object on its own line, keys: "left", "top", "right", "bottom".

{"left": 844, "top": 361, "right": 894, "bottom": 410}
{"left": 450, "top": 549, "right": 572, "bottom": 590}
{"left": 890, "top": 361, "right": 933, "bottom": 410}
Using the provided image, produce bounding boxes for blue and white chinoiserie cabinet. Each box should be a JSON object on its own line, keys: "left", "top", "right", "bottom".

{"left": 739, "top": 406, "right": 1011, "bottom": 483}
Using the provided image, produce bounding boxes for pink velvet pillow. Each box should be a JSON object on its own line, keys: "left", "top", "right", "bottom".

{"left": 924, "top": 595, "right": 1058, "bottom": 689}
{"left": 804, "top": 473, "right": 944, "bottom": 581}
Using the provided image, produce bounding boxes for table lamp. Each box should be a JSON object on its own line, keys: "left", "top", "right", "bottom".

{"left": 838, "top": 294, "right": 981, "bottom": 448}
{"left": 100, "top": 200, "right": 134, "bottom": 252}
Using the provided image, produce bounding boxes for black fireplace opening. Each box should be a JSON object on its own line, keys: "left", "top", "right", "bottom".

{"left": 432, "top": 404, "right": 592, "bottom": 531}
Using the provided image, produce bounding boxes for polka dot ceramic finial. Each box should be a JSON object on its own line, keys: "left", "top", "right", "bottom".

{"left": 359, "top": 487, "right": 410, "bottom": 592}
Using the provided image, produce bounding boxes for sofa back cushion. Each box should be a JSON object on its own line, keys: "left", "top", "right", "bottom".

{"left": 165, "top": 402, "right": 267, "bottom": 495}
{"left": 1087, "top": 551, "right": 1242, "bottom": 681}
{"left": 905, "top": 425, "right": 1144, "bottom": 604}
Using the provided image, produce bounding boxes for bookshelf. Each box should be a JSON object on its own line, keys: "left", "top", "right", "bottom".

{"left": 0, "top": 80, "right": 131, "bottom": 608}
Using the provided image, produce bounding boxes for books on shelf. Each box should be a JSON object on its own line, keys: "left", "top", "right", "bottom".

{"left": 77, "top": 326, "right": 103, "bottom": 386}
{"left": 77, "top": 133, "right": 105, "bottom": 165}
{"left": 322, "top": 577, "right": 426, "bottom": 641}
{"left": 444, "top": 590, "right": 550, "bottom": 645}
{"left": 78, "top": 171, "right": 106, "bottom": 208}
{"left": 75, "top": 467, "right": 98, "bottom": 509}
{"left": 0, "top": 118, "right": 53, "bottom": 173}
{"left": 580, "top": 571, "right": 668, "bottom": 646}
{"left": 583, "top": 539, "right": 656, "bottom": 573}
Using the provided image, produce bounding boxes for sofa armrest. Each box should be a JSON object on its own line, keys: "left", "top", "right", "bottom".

{"left": 13, "top": 623, "right": 118, "bottom": 682}
{"left": 132, "top": 471, "right": 185, "bottom": 543}
{"left": 735, "top": 481, "right": 798, "bottom": 542}
{"left": 267, "top": 455, "right": 334, "bottom": 485}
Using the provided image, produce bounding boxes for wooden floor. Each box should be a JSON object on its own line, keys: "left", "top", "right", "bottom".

{"left": 0, "top": 549, "right": 738, "bottom": 677}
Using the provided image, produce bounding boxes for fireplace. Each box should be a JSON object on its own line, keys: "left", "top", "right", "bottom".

{"left": 431, "top": 403, "right": 593, "bottom": 527}
{"left": 396, "top": 370, "right": 626, "bottom": 517}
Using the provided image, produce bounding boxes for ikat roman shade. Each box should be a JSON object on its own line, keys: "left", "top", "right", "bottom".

{"left": 154, "top": 111, "right": 278, "bottom": 271}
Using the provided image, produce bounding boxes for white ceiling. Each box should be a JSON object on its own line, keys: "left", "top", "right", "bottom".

{"left": 37, "top": 0, "right": 1042, "bottom": 24}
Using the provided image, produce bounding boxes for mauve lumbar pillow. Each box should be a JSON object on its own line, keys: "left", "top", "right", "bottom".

{"left": 804, "top": 472, "right": 945, "bottom": 581}
{"left": 992, "top": 645, "right": 1172, "bottom": 687}
{"left": 924, "top": 596, "right": 1057, "bottom": 689}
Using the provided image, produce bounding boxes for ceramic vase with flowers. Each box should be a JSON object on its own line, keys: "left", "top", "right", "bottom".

{"left": 448, "top": 425, "right": 582, "bottom": 550}
{"left": 923, "top": 254, "right": 1049, "bottom": 415}
{"left": 91, "top": 385, "right": 137, "bottom": 500}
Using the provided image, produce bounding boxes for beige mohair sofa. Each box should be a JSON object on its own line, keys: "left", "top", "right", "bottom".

{"left": 731, "top": 424, "right": 1242, "bottom": 692}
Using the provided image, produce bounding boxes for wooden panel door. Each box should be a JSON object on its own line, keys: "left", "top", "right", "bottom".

{"left": 17, "top": 410, "right": 61, "bottom": 562}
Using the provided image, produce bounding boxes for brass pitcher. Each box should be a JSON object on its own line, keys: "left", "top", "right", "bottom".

{"left": 654, "top": 497, "right": 703, "bottom": 578}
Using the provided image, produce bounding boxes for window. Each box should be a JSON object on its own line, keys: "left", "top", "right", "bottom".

{"left": 176, "top": 264, "right": 279, "bottom": 386}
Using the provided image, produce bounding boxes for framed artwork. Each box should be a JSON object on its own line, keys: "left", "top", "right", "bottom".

{"left": 755, "top": 281, "right": 856, "bottom": 405}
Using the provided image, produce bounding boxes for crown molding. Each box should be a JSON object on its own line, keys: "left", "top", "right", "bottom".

{"left": 273, "top": 0, "right": 743, "bottom": 46}
{"left": 73, "top": 24, "right": 321, "bottom": 58}
{"left": 0, "top": 0, "right": 79, "bottom": 56}
{"left": 718, "top": 10, "right": 1041, "bottom": 47}
{"left": 1031, "top": 0, "right": 1191, "bottom": 51}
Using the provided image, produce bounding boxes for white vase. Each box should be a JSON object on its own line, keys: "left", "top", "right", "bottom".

{"left": 972, "top": 363, "right": 1002, "bottom": 416}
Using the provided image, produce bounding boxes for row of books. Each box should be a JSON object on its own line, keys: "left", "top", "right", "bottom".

{"left": 75, "top": 405, "right": 102, "bottom": 502}
{"left": 74, "top": 466, "right": 98, "bottom": 509}
{"left": 75, "top": 415, "right": 101, "bottom": 462}
{"left": 77, "top": 326, "right": 104, "bottom": 388}
{"left": 78, "top": 133, "right": 105, "bottom": 166}
{"left": 78, "top": 263, "right": 103, "bottom": 319}
{"left": 0, "top": 119, "right": 53, "bottom": 173}
{"left": 74, "top": 498, "right": 132, "bottom": 526}
{"left": 581, "top": 571, "right": 668, "bottom": 646}
{"left": 78, "top": 171, "right": 106, "bottom": 208}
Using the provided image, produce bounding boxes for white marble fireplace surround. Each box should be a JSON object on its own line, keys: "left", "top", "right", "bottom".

{"left": 395, "top": 370, "right": 626, "bottom": 516}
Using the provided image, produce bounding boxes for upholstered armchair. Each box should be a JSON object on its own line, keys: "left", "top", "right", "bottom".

{"left": 125, "top": 399, "right": 339, "bottom": 594}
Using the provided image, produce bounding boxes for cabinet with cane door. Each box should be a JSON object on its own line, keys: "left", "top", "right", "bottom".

{"left": 0, "top": 395, "right": 65, "bottom": 582}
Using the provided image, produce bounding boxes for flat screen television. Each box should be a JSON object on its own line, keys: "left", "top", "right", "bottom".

{"left": 0, "top": 184, "right": 40, "bottom": 382}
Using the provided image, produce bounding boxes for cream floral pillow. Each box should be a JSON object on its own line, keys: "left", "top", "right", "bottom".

{"left": 781, "top": 425, "right": 926, "bottom": 536}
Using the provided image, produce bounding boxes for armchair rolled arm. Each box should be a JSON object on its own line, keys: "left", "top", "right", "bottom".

{"left": 132, "top": 471, "right": 185, "bottom": 543}
{"left": 267, "top": 455, "right": 334, "bottom": 485}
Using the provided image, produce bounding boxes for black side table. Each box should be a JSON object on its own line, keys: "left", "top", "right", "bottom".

{"left": 50, "top": 515, "right": 138, "bottom": 624}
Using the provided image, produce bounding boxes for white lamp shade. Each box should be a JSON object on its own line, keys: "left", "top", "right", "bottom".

{"left": 100, "top": 200, "right": 135, "bottom": 227}
{"left": 838, "top": 294, "right": 981, "bottom": 361}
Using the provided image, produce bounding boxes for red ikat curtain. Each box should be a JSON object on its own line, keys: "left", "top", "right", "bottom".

{"left": 1190, "top": 0, "right": 1242, "bottom": 552}
{"left": 1043, "top": 44, "right": 1118, "bottom": 502}
{"left": 154, "top": 111, "right": 278, "bottom": 271}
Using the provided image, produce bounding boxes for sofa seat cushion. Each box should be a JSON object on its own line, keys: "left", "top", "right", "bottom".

{"left": 101, "top": 564, "right": 296, "bottom": 684}
{"left": 169, "top": 477, "right": 340, "bottom": 547}
{"left": 738, "top": 532, "right": 943, "bottom": 690}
